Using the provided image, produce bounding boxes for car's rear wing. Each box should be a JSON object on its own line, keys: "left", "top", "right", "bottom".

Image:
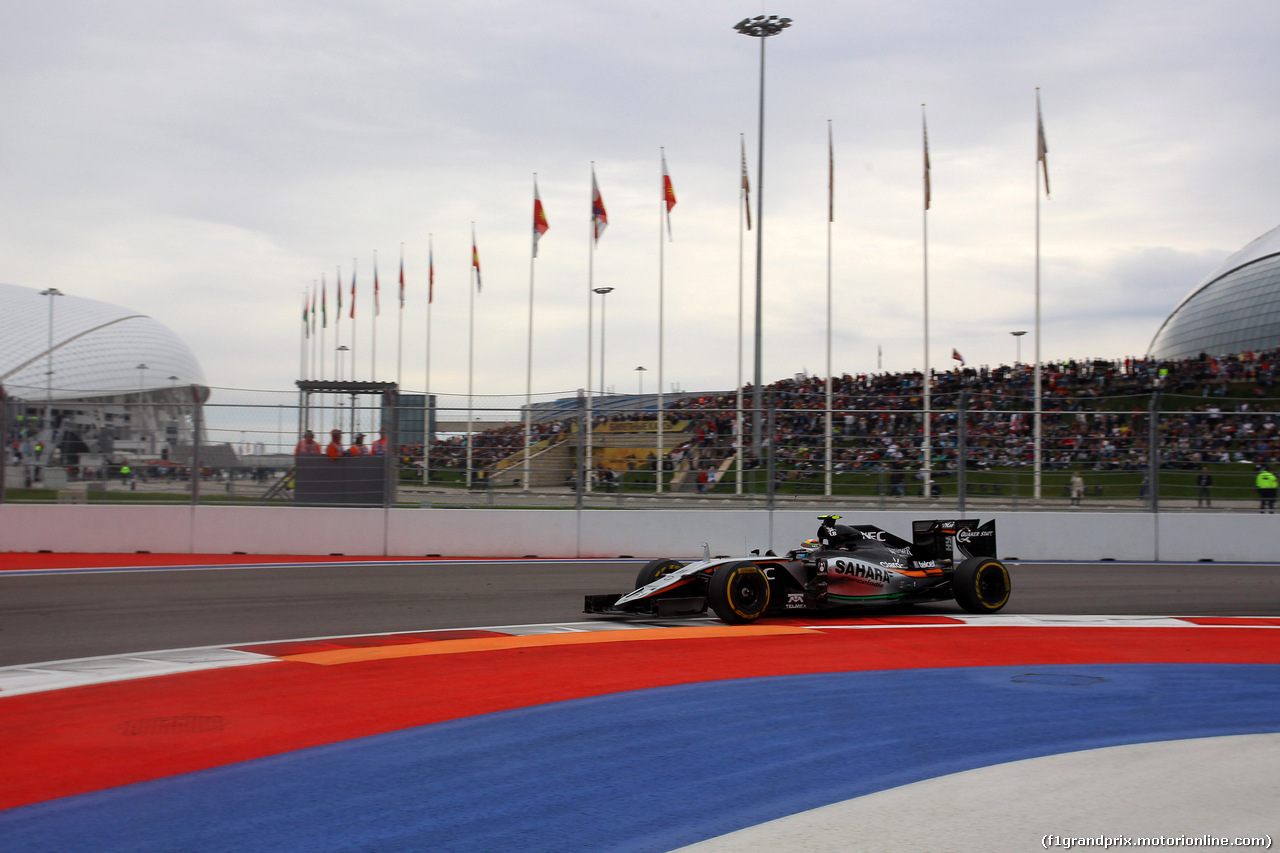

{"left": 911, "top": 519, "right": 998, "bottom": 563}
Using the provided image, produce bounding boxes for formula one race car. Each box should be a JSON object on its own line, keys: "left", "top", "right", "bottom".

{"left": 584, "top": 515, "right": 1011, "bottom": 624}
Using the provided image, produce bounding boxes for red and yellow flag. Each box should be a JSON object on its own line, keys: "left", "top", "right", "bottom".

{"left": 661, "top": 149, "right": 676, "bottom": 241}
{"left": 591, "top": 168, "right": 608, "bottom": 242}
{"left": 533, "top": 178, "right": 549, "bottom": 258}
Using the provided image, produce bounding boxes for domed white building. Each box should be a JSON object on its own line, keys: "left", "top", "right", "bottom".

{"left": 1148, "top": 225, "right": 1280, "bottom": 360}
{"left": 1, "top": 283, "right": 207, "bottom": 467}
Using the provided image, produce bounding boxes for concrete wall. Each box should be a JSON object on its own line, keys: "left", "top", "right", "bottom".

{"left": 0, "top": 505, "right": 1276, "bottom": 562}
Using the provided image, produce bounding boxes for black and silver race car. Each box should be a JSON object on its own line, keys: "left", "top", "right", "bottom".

{"left": 584, "top": 515, "right": 1011, "bottom": 624}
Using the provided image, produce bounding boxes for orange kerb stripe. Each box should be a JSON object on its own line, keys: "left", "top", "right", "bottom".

{"left": 283, "top": 625, "right": 815, "bottom": 666}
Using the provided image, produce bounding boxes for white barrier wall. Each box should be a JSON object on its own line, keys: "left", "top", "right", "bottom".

{"left": 0, "top": 504, "right": 1276, "bottom": 562}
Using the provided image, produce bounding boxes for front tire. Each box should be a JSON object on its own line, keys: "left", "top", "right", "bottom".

{"left": 635, "top": 558, "right": 683, "bottom": 590}
{"left": 952, "top": 557, "right": 1011, "bottom": 613}
{"left": 707, "top": 561, "right": 771, "bottom": 624}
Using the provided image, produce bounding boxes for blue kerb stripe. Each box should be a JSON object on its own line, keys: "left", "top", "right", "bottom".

{"left": 3, "top": 663, "right": 1279, "bottom": 853}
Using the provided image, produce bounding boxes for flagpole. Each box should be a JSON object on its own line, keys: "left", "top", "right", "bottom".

{"left": 311, "top": 281, "right": 318, "bottom": 431}
{"left": 587, "top": 163, "right": 597, "bottom": 494}
{"left": 350, "top": 259, "right": 359, "bottom": 385}
{"left": 423, "top": 235, "right": 433, "bottom": 487}
{"left": 351, "top": 259, "right": 361, "bottom": 434}
{"left": 371, "top": 249, "right": 379, "bottom": 381}
{"left": 311, "top": 282, "right": 317, "bottom": 381}
{"left": 300, "top": 286, "right": 308, "bottom": 382}
{"left": 737, "top": 134, "right": 747, "bottom": 496}
{"left": 320, "top": 274, "right": 327, "bottom": 433}
{"left": 334, "top": 264, "right": 342, "bottom": 433}
{"left": 467, "top": 223, "right": 476, "bottom": 491}
{"left": 657, "top": 149, "right": 666, "bottom": 495}
{"left": 335, "top": 264, "right": 342, "bottom": 380}
{"left": 825, "top": 119, "right": 834, "bottom": 498}
{"left": 525, "top": 175, "right": 538, "bottom": 494}
{"left": 1034, "top": 87, "right": 1045, "bottom": 501}
{"left": 309, "top": 281, "right": 318, "bottom": 431}
{"left": 922, "top": 104, "right": 933, "bottom": 502}
{"left": 396, "top": 243, "right": 405, "bottom": 388}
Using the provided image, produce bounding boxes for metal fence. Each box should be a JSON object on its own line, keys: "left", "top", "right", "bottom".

{"left": 3, "top": 382, "right": 1276, "bottom": 512}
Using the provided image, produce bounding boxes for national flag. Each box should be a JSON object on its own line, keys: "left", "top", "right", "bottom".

{"left": 533, "top": 178, "right": 549, "bottom": 258}
{"left": 922, "top": 107, "right": 932, "bottom": 211}
{"left": 350, "top": 264, "right": 357, "bottom": 320}
{"left": 428, "top": 238, "right": 435, "bottom": 304}
{"left": 1037, "top": 89, "right": 1050, "bottom": 199}
{"left": 828, "top": 120, "right": 834, "bottom": 223}
{"left": 398, "top": 245, "right": 406, "bottom": 308}
{"left": 472, "top": 225, "right": 482, "bottom": 292}
{"left": 302, "top": 288, "right": 310, "bottom": 338}
{"left": 591, "top": 168, "right": 608, "bottom": 242}
{"left": 740, "top": 134, "right": 752, "bottom": 231}
{"left": 311, "top": 284, "right": 317, "bottom": 334}
{"left": 952, "top": 348, "right": 965, "bottom": 366}
{"left": 660, "top": 150, "right": 677, "bottom": 244}
{"left": 374, "top": 255, "right": 381, "bottom": 316}
{"left": 336, "top": 266, "right": 342, "bottom": 317}
{"left": 321, "top": 276, "right": 328, "bottom": 328}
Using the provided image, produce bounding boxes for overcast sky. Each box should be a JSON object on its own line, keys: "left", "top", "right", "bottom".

{"left": 2, "top": 0, "right": 1278, "bottom": 405}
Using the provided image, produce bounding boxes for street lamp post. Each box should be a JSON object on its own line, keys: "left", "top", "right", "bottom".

{"left": 734, "top": 13, "right": 791, "bottom": 459}
{"left": 336, "top": 345, "right": 351, "bottom": 435}
{"left": 594, "top": 286, "right": 614, "bottom": 398}
{"left": 336, "top": 345, "right": 349, "bottom": 380}
{"left": 39, "top": 288, "right": 63, "bottom": 465}
{"left": 1011, "top": 330, "right": 1028, "bottom": 365}
{"left": 635, "top": 365, "right": 647, "bottom": 396}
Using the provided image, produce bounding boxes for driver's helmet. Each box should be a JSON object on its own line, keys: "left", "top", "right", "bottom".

{"left": 816, "top": 515, "right": 860, "bottom": 551}
{"left": 799, "top": 539, "right": 821, "bottom": 552}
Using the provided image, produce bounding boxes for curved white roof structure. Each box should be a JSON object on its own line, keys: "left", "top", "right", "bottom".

{"left": 0, "top": 283, "right": 205, "bottom": 401}
{"left": 1148, "top": 224, "right": 1280, "bottom": 360}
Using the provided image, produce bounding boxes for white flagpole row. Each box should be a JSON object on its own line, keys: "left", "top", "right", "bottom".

{"left": 423, "top": 235, "right": 433, "bottom": 487}
{"left": 467, "top": 224, "right": 476, "bottom": 490}
{"left": 657, "top": 151, "right": 666, "bottom": 494}
{"left": 922, "top": 104, "right": 933, "bottom": 499}
{"left": 525, "top": 175, "right": 540, "bottom": 493}
{"left": 396, "top": 244, "right": 405, "bottom": 389}
{"left": 371, "top": 249, "right": 378, "bottom": 382}
{"left": 1034, "top": 87, "right": 1049, "bottom": 500}
{"left": 825, "top": 119, "right": 834, "bottom": 497}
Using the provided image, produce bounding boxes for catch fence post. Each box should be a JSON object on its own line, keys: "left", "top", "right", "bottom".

{"left": 1149, "top": 383, "right": 1162, "bottom": 514}
{"left": 957, "top": 390, "right": 968, "bottom": 515}
{"left": 575, "top": 389, "right": 585, "bottom": 512}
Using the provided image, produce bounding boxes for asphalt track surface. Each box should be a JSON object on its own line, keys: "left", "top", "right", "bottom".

{"left": 2, "top": 555, "right": 1279, "bottom": 851}
{"left": 3, "top": 557, "right": 1280, "bottom": 666}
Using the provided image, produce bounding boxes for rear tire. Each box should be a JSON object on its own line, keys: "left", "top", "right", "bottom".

{"left": 707, "top": 561, "right": 771, "bottom": 624}
{"left": 635, "top": 558, "right": 683, "bottom": 590}
{"left": 952, "top": 557, "right": 1011, "bottom": 613}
